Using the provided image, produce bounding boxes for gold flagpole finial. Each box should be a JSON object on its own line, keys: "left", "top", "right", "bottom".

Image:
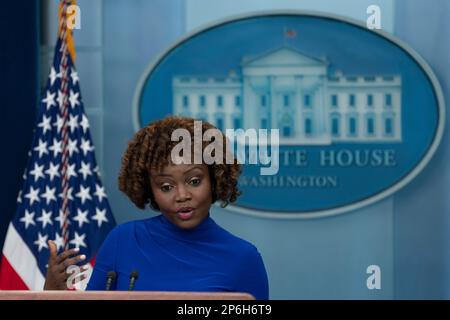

{"left": 58, "top": 0, "right": 77, "bottom": 62}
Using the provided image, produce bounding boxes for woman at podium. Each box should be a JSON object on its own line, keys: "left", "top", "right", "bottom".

{"left": 44, "top": 116, "right": 269, "bottom": 300}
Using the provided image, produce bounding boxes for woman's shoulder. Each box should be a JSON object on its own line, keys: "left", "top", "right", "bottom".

{"left": 213, "top": 223, "right": 260, "bottom": 256}
{"left": 107, "top": 215, "right": 159, "bottom": 237}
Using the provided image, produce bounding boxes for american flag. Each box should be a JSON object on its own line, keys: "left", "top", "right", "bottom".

{"left": 284, "top": 27, "right": 297, "bottom": 38}
{"left": 0, "top": 2, "right": 116, "bottom": 290}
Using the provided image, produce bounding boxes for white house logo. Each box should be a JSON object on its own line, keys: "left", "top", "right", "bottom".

{"left": 133, "top": 12, "right": 445, "bottom": 218}
{"left": 173, "top": 47, "right": 402, "bottom": 145}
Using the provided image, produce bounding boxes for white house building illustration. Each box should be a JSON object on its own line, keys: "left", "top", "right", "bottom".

{"left": 172, "top": 47, "right": 402, "bottom": 145}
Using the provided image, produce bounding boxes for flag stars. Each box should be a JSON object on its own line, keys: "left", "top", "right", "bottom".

{"left": 68, "top": 114, "right": 79, "bottom": 133}
{"left": 67, "top": 163, "right": 77, "bottom": 179}
{"left": 24, "top": 186, "right": 40, "bottom": 205}
{"left": 41, "top": 186, "right": 57, "bottom": 205}
{"left": 53, "top": 114, "right": 64, "bottom": 133}
{"left": 34, "top": 232, "right": 49, "bottom": 252}
{"left": 94, "top": 184, "right": 107, "bottom": 202}
{"left": 48, "top": 138, "right": 62, "bottom": 158}
{"left": 33, "top": 139, "right": 49, "bottom": 158}
{"left": 69, "top": 89, "right": 80, "bottom": 108}
{"left": 37, "top": 210, "right": 53, "bottom": 228}
{"left": 37, "top": 115, "right": 52, "bottom": 134}
{"left": 57, "top": 90, "right": 65, "bottom": 108}
{"left": 70, "top": 68, "right": 79, "bottom": 85}
{"left": 49, "top": 67, "right": 61, "bottom": 86}
{"left": 80, "top": 138, "right": 94, "bottom": 155}
{"left": 79, "top": 161, "right": 92, "bottom": 180}
{"left": 20, "top": 210, "right": 36, "bottom": 229}
{"left": 54, "top": 232, "right": 64, "bottom": 251}
{"left": 80, "top": 114, "right": 89, "bottom": 133}
{"left": 42, "top": 90, "right": 56, "bottom": 110}
{"left": 55, "top": 210, "right": 70, "bottom": 229}
{"left": 92, "top": 208, "right": 108, "bottom": 227}
{"left": 58, "top": 187, "right": 74, "bottom": 201}
{"left": 73, "top": 209, "right": 90, "bottom": 228}
{"left": 75, "top": 185, "right": 92, "bottom": 204}
{"left": 69, "top": 232, "right": 87, "bottom": 249}
{"left": 45, "top": 162, "right": 60, "bottom": 181}
{"left": 67, "top": 138, "right": 79, "bottom": 157}
{"left": 29, "top": 163, "right": 45, "bottom": 182}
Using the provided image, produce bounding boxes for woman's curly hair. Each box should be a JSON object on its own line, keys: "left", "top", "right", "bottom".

{"left": 118, "top": 115, "right": 242, "bottom": 211}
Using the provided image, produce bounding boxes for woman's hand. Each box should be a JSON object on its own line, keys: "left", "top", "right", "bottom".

{"left": 43, "top": 240, "right": 88, "bottom": 290}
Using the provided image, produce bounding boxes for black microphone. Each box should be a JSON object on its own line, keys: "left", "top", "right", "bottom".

{"left": 128, "top": 270, "right": 139, "bottom": 291}
{"left": 105, "top": 271, "right": 117, "bottom": 291}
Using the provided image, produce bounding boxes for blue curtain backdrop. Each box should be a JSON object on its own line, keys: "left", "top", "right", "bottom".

{"left": 394, "top": 0, "right": 450, "bottom": 299}
{"left": 0, "top": 2, "right": 39, "bottom": 252}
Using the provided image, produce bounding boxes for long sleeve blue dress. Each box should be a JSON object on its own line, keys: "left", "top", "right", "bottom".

{"left": 86, "top": 214, "right": 269, "bottom": 300}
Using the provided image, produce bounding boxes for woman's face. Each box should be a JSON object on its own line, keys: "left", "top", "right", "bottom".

{"left": 150, "top": 163, "right": 212, "bottom": 229}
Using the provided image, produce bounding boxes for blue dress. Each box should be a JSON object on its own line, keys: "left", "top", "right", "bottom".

{"left": 86, "top": 214, "right": 269, "bottom": 300}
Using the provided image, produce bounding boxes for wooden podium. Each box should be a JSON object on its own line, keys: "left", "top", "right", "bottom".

{"left": 0, "top": 290, "right": 254, "bottom": 300}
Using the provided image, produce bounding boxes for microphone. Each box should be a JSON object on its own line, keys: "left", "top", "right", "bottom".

{"left": 128, "top": 270, "right": 139, "bottom": 291}
{"left": 105, "top": 271, "right": 117, "bottom": 291}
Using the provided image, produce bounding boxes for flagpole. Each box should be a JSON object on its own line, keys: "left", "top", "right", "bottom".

{"left": 58, "top": 0, "right": 73, "bottom": 251}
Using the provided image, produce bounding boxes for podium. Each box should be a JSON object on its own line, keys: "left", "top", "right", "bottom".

{"left": 0, "top": 291, "right": 254, "bottom": 300}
